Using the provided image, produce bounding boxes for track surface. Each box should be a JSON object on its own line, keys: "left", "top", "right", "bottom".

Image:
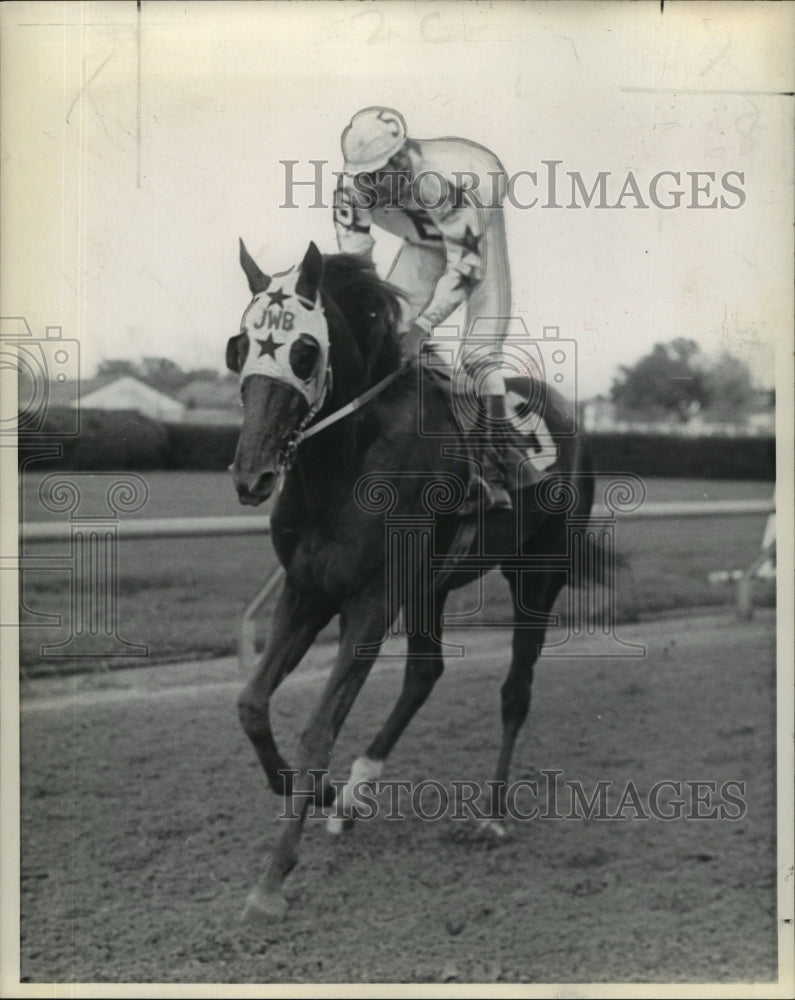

{"left": 18, "top": 612, "right": 778, "bottom": 985}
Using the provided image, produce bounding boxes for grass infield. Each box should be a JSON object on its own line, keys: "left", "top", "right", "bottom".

{"left": 17, "top": 472, "right": 775, "bottom": 674}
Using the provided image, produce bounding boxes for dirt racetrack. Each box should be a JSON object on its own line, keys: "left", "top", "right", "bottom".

{"left": 18, "top": 611, "right": 779, "bottom": 986}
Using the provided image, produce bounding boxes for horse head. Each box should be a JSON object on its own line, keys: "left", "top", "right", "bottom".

{"left": 227, "top": 241, "right": 331, "bottom": 505}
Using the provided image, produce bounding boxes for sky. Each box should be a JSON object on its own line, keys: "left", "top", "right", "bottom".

{"left": 2, "top": 0, "right": 793, "bottom": 401}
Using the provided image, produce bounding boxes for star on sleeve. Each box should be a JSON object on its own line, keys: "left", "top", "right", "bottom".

{"left": 453, "top": 270, "right": 479, "bottom": 292}
{"left": 455, "top": 225, "right": 482, "bottom": 257}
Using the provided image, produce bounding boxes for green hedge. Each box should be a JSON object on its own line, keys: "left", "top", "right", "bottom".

{"left": 587, "top": 432, "right": 775, "bottom": 481}
{"left": 163, "top": 423, "right": 239, "bottom": 471}
{"left": 19, "top": 408, "right": 775, "bottom": 480}
{"left": 18, "top": 408, "right": 170, "bottom": 471}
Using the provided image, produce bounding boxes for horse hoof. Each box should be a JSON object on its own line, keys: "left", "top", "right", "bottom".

{"left": 241, "top": 886, "right": 289, "bottom": 923}
{"left": 326, "top": 813, "right": 356, "bottom": 836}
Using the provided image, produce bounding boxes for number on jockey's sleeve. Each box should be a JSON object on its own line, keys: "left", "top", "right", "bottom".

{"left": 334, "top": 176, "right": 375, "bottom": 257}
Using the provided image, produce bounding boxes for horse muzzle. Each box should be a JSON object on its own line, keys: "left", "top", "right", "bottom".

{"left": 236, "top": 470, "right": 278, "bottom": 506}
{"left": 232, "top": 377, "right": 311, "bottom": 505}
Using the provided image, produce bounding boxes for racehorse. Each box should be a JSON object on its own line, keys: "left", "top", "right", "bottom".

{"left": 227, "top": 240, "right": 594, "bottom": 920}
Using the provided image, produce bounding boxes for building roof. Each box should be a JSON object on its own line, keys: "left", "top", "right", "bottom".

{"left": 73, "top": 376, "right": 186, "bottom": 420}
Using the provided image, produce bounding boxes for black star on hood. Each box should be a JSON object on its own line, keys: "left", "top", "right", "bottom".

{"left": 266, "top": 287, "right": 290, "bottom": 308}
{"left": 255, "top": 333, "right": 284, "bottom": 359}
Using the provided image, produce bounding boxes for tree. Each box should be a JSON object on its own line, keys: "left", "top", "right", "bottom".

{"left": 93, "top": 358, "right": 238, "bottom": 400}
{"left": 138, "top": 357, "right": 191, "bottom": 394}
{"left": 610, "top": 338, "right": 707, "bottom": 423}
{"left": 701, "top": 351, "right": 756, "bottom": 422}
{"left": 95, "top": 359, "right": 140, "bottom": 380}
{"left": 187, "top": 368, "right": 220, "bottom": 383}
{"left": 610, "top": 339, "right": 758, "bottom": 425}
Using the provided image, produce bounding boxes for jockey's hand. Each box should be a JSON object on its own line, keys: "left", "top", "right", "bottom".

{"left": 399, "top": 322, "right": 432, "bottom": 362}
{"left": 408, "top": 322, "right": 431, "bottom": 346}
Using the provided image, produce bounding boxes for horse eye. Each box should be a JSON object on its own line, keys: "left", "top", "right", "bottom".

{"left": 226, "top": 332, "right": 249, "bottom": 374}
{"left": 289, "top": 334, "right": 320, "bottom": 381}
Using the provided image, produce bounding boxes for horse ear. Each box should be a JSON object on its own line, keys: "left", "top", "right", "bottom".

{"left": 239, "top": 239, "right": 271, "bottom": 295}
{"left": 295, "top": 241, "right": 324, "bottom": 305}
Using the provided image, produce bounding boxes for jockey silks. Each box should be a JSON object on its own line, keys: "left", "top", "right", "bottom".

{"left": 334, "top": 137, "right": 509, "bottom": 332}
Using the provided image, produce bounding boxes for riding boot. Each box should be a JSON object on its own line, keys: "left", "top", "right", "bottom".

{"left": 470, "top": 394, "right": 513, "bottom": 512}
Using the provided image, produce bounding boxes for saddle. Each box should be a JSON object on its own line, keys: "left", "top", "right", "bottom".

{"left": 418, "top": 345, "right": 561, "bottom": 501}
{"left": 416, "top": 349, "right": 566, "bottom": 590}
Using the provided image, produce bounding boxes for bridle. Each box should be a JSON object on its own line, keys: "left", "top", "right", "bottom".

{"left": 275, "top": 361, "right": 409, "bottom": 475}
{"left": 234, "top": 245, "right": 409, "bottom": 478}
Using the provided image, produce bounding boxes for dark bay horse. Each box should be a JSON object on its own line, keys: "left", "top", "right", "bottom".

{"left": 226, "top": 240, "right": 594, "bottom": 920}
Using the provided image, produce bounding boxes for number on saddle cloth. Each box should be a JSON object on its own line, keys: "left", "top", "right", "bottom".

{"left": 421, "top": 352, "right": 560, "bottom": 490}
{"left": 504, "top": 389, "right": 558, "bottom": 475}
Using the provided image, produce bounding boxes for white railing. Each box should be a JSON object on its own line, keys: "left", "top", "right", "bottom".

{"left": 15, "top": 495, "right": 775, "bottom": 665}
{"left": 18, "top": 498, "right": 776, "bottom": 542}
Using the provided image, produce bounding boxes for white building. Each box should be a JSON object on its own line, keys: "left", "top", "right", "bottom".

{"left": 72, "top": 376, "right": 186, "bottom": 422}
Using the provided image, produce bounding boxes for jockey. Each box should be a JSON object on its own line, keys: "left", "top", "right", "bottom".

{"left": 334, "top": 106, "right": 513, "bottom": 511}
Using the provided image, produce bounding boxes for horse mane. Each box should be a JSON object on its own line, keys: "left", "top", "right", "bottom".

{"left": 320, "top": 254, "right": 579, "bottom": 447}
{"left": 321, "top": 253, "right": 405, "bottom": 381}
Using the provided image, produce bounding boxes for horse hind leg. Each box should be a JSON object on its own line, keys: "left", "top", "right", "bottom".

{"left": 326, "top": 606, "right": 444, "bottom": 835}
{"left": 325, "top": 754, "right": 387, "bottom": 835}
{"left": 485, "top": 565, "right": 566, "bottom": 835}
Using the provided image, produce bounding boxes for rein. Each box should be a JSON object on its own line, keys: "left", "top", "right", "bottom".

{"left": 274, "top": 355, "right": 479, "bottom": 585}
{"left": 277, "top": 362, "right": 410, "bottom": 474}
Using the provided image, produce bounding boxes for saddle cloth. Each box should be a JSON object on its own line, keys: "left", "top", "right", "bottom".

{"left": 420, "top": 350, "right": 561, "bottom": 495}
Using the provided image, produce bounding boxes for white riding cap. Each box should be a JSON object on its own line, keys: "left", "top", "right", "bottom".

{"left": 341, "top": 107, "right": 407, "bottom": 175}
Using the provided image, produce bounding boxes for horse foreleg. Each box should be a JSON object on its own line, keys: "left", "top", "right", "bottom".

{"left": 237, "top": 576, "right": 333, "bottom": 796}
{"left": 327, "top": 610, "right": 444, "bottom": 835}
{"left": 243, "top": 591, "right": 388, "bottom": 921}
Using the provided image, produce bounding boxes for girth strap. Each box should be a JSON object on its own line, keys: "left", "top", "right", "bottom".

{"left": 430, "top": 514, "right": 479, "bottom": 594}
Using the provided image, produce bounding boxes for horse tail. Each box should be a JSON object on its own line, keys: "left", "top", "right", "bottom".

{"left": 564, "top": 402, "right": 627, "bottom": 588}
{"left": 571, "top": 418, "right": 595, "bottom": 520}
